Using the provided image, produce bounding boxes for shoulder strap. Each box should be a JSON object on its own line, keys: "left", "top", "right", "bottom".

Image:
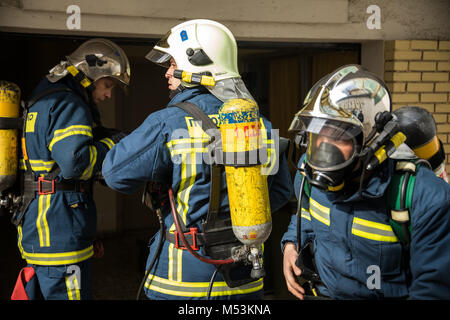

{"left": 169, "top": 102, "right": 217, "bottom": 132}
{"left": 168, "top": 102, "right": 223, "bottom": 230}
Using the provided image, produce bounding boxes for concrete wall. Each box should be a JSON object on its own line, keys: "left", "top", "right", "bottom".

{"left": 0, "top": 0, "right": 448, "bottom": 41}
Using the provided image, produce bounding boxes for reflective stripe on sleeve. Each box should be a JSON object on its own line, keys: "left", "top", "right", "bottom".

{"left": 80, "top": 145, "right": 97, "bottom": 180}
{"left": 99, "top": 137, "right": 115, "bottom": 150}
{"left": 49, "top": 125, "right": 93, "bottom": 151}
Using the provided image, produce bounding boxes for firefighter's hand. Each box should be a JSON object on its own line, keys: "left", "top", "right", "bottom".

{"left": 283, "top": 242, "right": 305, "bottom": 300}
{"left": 109, "top": 130, "right": 127, "bottom": 144}
{"left": 93, "top": 126, "right": 128, "bottom": 144}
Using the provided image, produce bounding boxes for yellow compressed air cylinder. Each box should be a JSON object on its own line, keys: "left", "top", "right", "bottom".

{"left": 0, "top": 81, "right": 20, "bottom": 192}
{"left": 219, "top": 98, "right": 271, "bottom": 246}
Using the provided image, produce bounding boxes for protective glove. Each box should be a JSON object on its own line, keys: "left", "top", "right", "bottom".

{"left": 93, "top": 126, "right": 128, "bottom": 144}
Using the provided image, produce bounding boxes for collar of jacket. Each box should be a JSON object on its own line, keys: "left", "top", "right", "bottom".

{"left": 32, "top": 75, "right": 88, "bottom": 104}
{"left": 300, "top": 154, "right": 395, "bottom": 203}
{"left": 32, "top": 75, "right": 102, "bottom": 125}
{"left": 340, "top": 159, "right": 395, "bottom": 203}
{"left": 167, "top": 86, "right": 210, "bottom": 106}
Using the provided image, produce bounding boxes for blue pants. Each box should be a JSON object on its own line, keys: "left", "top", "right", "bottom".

{"left": 17, "top": 260, "right": 92, "bottom": 300}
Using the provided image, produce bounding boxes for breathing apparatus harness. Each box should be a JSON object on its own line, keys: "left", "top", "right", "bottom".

{"left": 2, "top": 65, "right": 100, "bottom": 226}
{"left": 291, "top": 110, "right": 431, "bottom": 298}
{"left": 137, "top": 101, "right": 268, "bottom": 300}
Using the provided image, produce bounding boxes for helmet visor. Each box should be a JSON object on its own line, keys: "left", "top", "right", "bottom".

{"left": 303, "top": 117, "right": 362, "bottom": 171}
{"left": 145, "top": 48, "right": 172, "bottom": 67}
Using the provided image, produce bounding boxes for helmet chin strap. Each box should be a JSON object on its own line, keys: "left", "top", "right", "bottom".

{"left": 169, "top": 84, "right": 186, "bottom": 100}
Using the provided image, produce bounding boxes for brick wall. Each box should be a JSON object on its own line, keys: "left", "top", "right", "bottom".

{"left": 384, "top": 40, "right": 450, "bottom": 176}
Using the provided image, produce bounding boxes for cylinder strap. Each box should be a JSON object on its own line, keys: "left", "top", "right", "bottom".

{"left": 0, "top": 117, "right": 23, "bottom": 129}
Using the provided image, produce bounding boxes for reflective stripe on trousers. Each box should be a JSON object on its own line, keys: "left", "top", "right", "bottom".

{"left": 145, "top": 273, "right": 263, "bottom": 298}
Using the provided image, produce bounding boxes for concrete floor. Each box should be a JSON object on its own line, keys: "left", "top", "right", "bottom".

{"left": 1, "top": 212, "right": 293, "bottom": 300}
{"left": 91, "top": 231, "right": 148, "bottom": 300}
{"left": 0, "top": 212, "right": 148, "bottom": 300}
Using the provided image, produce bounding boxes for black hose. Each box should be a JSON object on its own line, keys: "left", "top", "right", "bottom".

{"left": 136, "top": 214, "right": 165, "bottom": 300}
{"left": 207, "top": 266, "right": 221, "bottom": 300}
{"left": 296, "top": 176, "right": 306, "bottom": 253}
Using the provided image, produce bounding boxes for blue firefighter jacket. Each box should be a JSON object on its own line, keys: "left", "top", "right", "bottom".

{"left": 102, "top": 87, "right": 293, "bottom": 299}
{"left": 281, "top": 156, "right": 450, "bottom": 299}
{"left": 17, "top": 76, "right": 115, "bottom": 266}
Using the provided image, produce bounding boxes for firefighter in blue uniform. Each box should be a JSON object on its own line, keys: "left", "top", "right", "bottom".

{"left": 102, "top": 19, "right": 292, "bottom": 300}
{"left": 12, "top": 39, "right": 130, "bottom": 300}
{"left": 282, "top": 65, "right": 450, "bottom": 300}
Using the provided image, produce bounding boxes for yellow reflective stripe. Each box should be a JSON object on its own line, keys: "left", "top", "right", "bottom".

{"left": 259, "top": 139, "right": 276, "bottom": 176}
{"left": 99, "top": 137, "right": 115, "bottom": 150}
{"left": 65, "top": 275, "right": 81, "bottom": 300}
{"left": 168, "top": 151, "right": 197, "bottom": 281}
{"left": 21, "top": 245, "right": 94, "bottom": 266}
{"left": 166, "top": 138, "right": 209, "bottom": 157}
{"left": 145, "top": 274, "right": 263, "bottom": 298}
{"left": 17, "top": 224, "right": 25, "bottom": 259}
{"left": 37, "top": 194, "right": 51, "bottom": 247}
{"left": 309, "top": 198, "right": 330, "bottom": 226}
{"left": 170, "top": 147, "right": 209, "bottom": 156}
{"left": 80, "top": 145, "right": 97, "bottom": 180}
{"left": 177, "top": 244, "right": 183, "bottom": 281}
{"left": 49, "top": 125, "right": 93, "bottom": 151}
{"left": 168, "top": 242, "right": 183, "bottom": 282}
{"left": 167, "top": 138, "right": 209, "bottom": 146}
{"left": 168, "top": 243, "right": 175, "bottom": 281}
{"left": 181, "top": 152, "right": 197, "bottom": 226}
{"left": 352, "top": 217, "right": 398, "bottom": 242}
{"left": 301, "top": 208, "right": 311, "bottom": 221}
{"left": 180, "top": 152, "right": 196, "bottom": 280}
{"left": 19, "top": 159, "right": 56, "bottom": 172}
{"left": 258, "top": 120, "right": 276, "bottom": 175}
{"left": 166, "top": 136, "right": 274, "bottom": 159}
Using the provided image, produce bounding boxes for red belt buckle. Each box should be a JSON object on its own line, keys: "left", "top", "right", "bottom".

{"left": 38, "top": 176, "right": 55, "bottom": 195}
{"left": 175, "top": 227, "right": 199, "bottom": 251}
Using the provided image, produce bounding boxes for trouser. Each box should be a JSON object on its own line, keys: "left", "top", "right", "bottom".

{"left": 11, "top": 259, "right": 92, "bottom": 300}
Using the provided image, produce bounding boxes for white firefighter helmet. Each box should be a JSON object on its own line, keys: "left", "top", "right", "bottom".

{"left": 47, "top": 38, "right": 131, "bottom": 87}
{"left": 146, "top": 19, "right": 253, "bottom": 102}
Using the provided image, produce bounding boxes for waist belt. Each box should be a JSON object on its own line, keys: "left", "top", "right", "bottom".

{"left": 165, "top": 228, "right": 206, "bottom": 251}
{"left": 165, "top": 225, "right": 239, "bottom": 252}
{"left": 23, "top": 175, "right": 93, "bottom": 195}
{"left": 11, "top": 175, "right": 93, "bottom": 227}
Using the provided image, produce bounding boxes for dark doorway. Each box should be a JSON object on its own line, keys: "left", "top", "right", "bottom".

{"left": 0, "top": 32, "right": 359, "bottom": 299}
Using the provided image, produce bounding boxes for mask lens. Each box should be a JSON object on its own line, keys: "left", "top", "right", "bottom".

{"left": 304, "top": 119, "right": 360, "bottom": 171}
{"left": 308, "top": 133, "right": 354, "bottom": 169}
